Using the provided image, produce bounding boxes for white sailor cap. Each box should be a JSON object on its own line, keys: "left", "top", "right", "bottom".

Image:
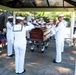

{"left": 49, "top": 20, "right": 53, "bottom": 22}
{"left": 58, "top": 14, "right": 64, "bottom": 17}
{"left": 31, "top": 17, "right": 34, "bottom": 19}
{"left": 8, "top": 16, "right": 13, "bottom": 19}
{"left": 40, "top": 18, "right": 43, "bottom": 20}
{"left": 36, "top": 19, "right": 39, "bottom": 21}
{"left": 16, "top": 16, "right": 25, "bottom": 20}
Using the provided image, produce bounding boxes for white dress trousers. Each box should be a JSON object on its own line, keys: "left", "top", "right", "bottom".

{"left": 6, "top": 21, "right": 13, "bottom": 56}
{"left": 11, "top": 22, "right": 34, "bottom": 73}
{"left": 55, "top": 22, "right": 65, "bottom": 63}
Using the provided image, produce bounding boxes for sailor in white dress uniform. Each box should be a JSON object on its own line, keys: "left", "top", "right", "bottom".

{"left": 11, "top": 16, "right": 35, "bottom": 74}
{"left": 6, "top": 16, "right": 14, "bottom": 57}
{"left": 53, "top": 14, "right": 65, "bottom": 63}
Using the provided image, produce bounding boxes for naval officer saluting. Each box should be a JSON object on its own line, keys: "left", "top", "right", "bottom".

{"left": 11, "top": 16, "right": 35, "bottom": 74}
{"left": 53, "top": 14, "right": 65, "bottom": 63}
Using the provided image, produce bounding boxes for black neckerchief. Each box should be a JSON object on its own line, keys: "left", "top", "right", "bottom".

{"left": 56, "top": 22, "right": 60, "bottom": 27}
{"left": 9, "top": 22, "right": 13, "bottom": 26}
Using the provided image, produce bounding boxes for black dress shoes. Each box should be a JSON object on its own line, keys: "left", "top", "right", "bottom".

{"left": 8, "top": 54, "right": 15, "bottom": 57}
{"left": 16, "top": 69, "right": 26, "bottom": 74}
{"left": 53, "top": 59, "right": 61, "bottom": 63}
{"left": 53, "top": 59, "right": 57, "bottom": 63}
{"left": 21, "top": 69, "right": 26, "bottom": 74}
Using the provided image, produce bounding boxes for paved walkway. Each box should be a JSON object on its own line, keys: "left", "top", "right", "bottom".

{"left": 0, "top": 40, "right": 76, "bottom": 75}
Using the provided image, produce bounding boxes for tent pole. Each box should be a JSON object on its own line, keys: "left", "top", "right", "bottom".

{"left": 75, "top": 60, "right": 76, "bottom": 75}
{"left": 69, "top": 12, "right": 75, "bottom": 46}
{"left": 13, "top": 11, "right": 16, "bottom": 24}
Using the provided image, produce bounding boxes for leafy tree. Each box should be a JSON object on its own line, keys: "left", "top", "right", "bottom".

{"left": 13, "top": 12, "right": 75, "bottom": 23}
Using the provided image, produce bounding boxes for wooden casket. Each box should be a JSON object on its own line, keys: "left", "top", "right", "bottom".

{"left": 30, "top": 27, "right": 51, "bottom": 52}
{"left": 30, "top": 27, "right": 50, "bottom": 41}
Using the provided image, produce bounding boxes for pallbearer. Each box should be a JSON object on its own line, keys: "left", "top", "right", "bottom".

{"left": 11, "top": 16, "right": 35, "bottom": 74}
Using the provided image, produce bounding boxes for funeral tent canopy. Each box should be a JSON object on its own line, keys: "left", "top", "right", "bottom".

{"left": 0, "top": 0, "right": 76, "bottom": 11}
{"left": 0, "top": 0, "right": 76, "bottom": 45}
{"left": 0, "top": 0, "right": 76, "bottom": 8}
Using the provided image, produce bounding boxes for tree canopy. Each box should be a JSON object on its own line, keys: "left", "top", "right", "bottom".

{"left": 16, "top": 11, "right": 76, "bottom": 22}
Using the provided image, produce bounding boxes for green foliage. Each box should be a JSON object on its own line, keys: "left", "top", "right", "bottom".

{"left": 38, "top": 12, "right": 44, "bottom": 17}
{"left": 14, "top": 12, "right": 75, "bottom": 23}
{"left": 43, "top": 17, "right": 49, "bottom": 23}
{"left": 16, "top": 12, "right": 32, "bottom": 16}
{"left": 65, "top": 18, "right": 70, "bottom": 22}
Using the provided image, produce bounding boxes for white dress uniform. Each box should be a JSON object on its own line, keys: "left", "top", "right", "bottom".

{"left": 38, "top": 21, "right": 45, "bottom": 25}
{"left": 50, "top": 25, "right": 55, "bottom": 37}
{"left": 6, "top": 20, "right": 13, "bottom": 56}
{"left": 54, "top": 21, "right": 65, "bottom": 63}
{"left": 11, "top": 20, "right": 34, "bottom": 73}
{"left": 38, "top": 18, "right": 46, "bottom": 26}
{"left": 62, "top": 20, "right": 67, "bottom": 52}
